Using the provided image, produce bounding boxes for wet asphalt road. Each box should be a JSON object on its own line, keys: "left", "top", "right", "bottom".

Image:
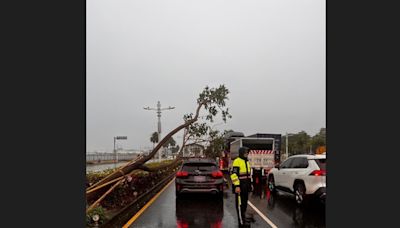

{"left": 248, "top": 191, "right": 325, "bottom": 228}
{"left": 126, "top": 179, "right": 325, "bottom": 228}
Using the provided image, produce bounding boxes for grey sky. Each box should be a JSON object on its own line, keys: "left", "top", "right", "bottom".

{"left": 87, "top": 0, "right": 325, "bottom": 153}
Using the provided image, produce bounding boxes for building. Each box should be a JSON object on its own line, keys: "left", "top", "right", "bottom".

{"left": 183, "top": 143, "right": 205, "bottom": 157}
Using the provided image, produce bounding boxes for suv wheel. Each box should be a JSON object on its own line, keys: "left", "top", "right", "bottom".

{"left": 294, "top": 183, "right": 306, "bottom": 205}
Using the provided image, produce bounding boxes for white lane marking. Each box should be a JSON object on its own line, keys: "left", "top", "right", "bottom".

{"left": 248, "top": 201, "right": 278, "bottom": 228}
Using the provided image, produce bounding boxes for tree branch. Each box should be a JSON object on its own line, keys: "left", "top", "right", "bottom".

{"left": 137, "top": 159, "right": 182, "bottom": 172}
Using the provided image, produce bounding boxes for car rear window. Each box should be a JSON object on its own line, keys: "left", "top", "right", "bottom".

{"left": 314, "top": 159, "right": 326, "bottom": 170}
{"left": 182, "top": 163, "right": 217, "bottom": 172}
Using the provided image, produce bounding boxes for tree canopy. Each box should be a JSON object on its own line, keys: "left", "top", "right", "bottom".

{"left": 282, "top": 128, "right": 326, "bottom": 155}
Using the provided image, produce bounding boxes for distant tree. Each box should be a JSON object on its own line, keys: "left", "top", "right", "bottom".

{"left": 280, "top": 128, "right": 326, "bottom": 156}
{"left": 163, "top": 136, "right": 176, "bottom": 148}
{"left": 282, "top": 131, "right": 311, "bottom": 155}
{"left": 162, "top": 136, "right": 177, "bottom": 157}
{"left": 294, "top": 131, "right": 311, "bottom": 154}
{"left": 310, "top": 128, "right": 326, "bottom": 152}
{"left": 171, "top": 145, "right": 180, "bottom": 154}
{"left": 150, "top": 132, "right": 159, "bottom": 148}
{"left": 204, "top": 129, "right": 226, "bottom": 159}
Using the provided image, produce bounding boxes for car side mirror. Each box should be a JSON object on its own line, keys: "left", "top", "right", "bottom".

{"left": 275, "top": 164, "right": 280, "bottom": 169}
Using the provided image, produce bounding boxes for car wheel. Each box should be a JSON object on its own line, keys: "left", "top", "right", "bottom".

{"left": 216, "top": 191, "right": 224, "bottom": 200}
{"left": 267, "top": 175, "right": 276, "bottom": 195}
{"left": 294, "top": 183, "right": 306, "bottom": 205}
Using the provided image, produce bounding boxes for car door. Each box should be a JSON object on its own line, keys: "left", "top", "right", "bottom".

{"left": 284, "top": 157, "right": 309, "bottom": 191}
{"left": 274, "top": 157, "right": 294, "bottom": 188}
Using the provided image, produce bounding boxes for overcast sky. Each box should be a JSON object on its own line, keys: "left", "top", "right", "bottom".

{"left": 87, "top": 0, "right": 325, "bottom": 153}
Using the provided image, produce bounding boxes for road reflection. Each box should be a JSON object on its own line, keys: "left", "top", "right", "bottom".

{"left": 267, "top": 192, "right": 326, "bottom": 228}
{"left": 176, "top": 194, "right": 224, "bottom": 228}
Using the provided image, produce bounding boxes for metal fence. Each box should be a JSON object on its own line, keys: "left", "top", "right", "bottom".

{"left": 86, "top": 153, "right": 139, "bottom": 162}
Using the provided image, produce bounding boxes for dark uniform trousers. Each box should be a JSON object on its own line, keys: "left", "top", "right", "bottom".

{"left": 235, "top": 178, "right": 251, "bottom": 225}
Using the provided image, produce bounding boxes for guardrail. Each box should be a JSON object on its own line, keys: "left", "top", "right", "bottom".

{"left": 87, "top": 153, "right": 140, "bottom": 162}
{"left": 101, "top": 172, "right": 176, "bottom": 228}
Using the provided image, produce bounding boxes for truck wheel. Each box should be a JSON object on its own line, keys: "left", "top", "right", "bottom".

{"left": 294, "top": 183, "right": 306, "bottom": 205}
{"left": 267, "top": 175, "right": 276, "bottom": 195}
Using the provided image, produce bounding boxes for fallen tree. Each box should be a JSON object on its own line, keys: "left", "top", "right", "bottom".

{"left": 86, "top": 85, "right": 231, "bottom": 213}
{"left": 86, "top": 160, "right": 182, "bottom": 227}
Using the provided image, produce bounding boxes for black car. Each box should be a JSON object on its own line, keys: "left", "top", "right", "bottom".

{"left": 175, "top": 158, "right": 224, "bottom": 198}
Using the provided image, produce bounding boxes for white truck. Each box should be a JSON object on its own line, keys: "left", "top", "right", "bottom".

{"left": 228, "top": 133, "right": 282, "bottom": 177}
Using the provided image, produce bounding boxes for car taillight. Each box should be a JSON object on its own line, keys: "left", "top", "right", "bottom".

{"left": 176, "top": 171, "right": 188, "bottom": 177}
{"left": 177, "top": 220, "right": 189, "bottom": 228}
{"left": 212, "top": 170, "right": 223, "bottom": 178}
{"left": 211, "top": 220, "right": 222, "bottom": 228}
{"left": 310, "top": 170, "right": 326, "bottom": 176}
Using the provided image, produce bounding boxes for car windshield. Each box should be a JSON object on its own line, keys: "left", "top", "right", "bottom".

{"left": 182, "top": 163, "right": 217, "bottom": 172}
{"left": 314, "top": 158, "right": 326, "bottom": 170}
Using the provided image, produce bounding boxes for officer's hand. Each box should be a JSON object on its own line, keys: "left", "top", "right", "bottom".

{"left": 251, "top": 184, "right": 254, "bottom": 192}
{"left": 235, "top": 186, "right": 241, "bottom": 193}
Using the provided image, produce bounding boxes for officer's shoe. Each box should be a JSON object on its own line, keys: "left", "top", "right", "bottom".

{"left": 239, "top": 222, "right": 251, "bottom": 228}
{"left": 245, "top": 217, "right": 255, "bottom": 223}
{"left": 245, "top": 213, "right": 255, "bottom": 223}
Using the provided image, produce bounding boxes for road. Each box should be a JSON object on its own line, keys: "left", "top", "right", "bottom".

{"left": 123, "top": 179, "right": 325, "bottom": 228}
{"left": 248, "top": 191, "right": 325, "bottom": 228}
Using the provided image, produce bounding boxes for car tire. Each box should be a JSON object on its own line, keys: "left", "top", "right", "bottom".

{"left": 217, "top": 191, "right": 224, "bottom": 200}
{"left": 294, "top": 183, "right": 307, "bottom": 205}
{"left": 267, "top": 175, "right": 276, "bottom": 195}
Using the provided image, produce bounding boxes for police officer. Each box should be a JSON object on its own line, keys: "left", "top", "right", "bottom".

{"left": 230, "top": 147, "right": 253, "bottom": 228}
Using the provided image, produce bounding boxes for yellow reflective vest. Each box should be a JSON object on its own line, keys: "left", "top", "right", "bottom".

{"left": 230, "top": 157, "right": 251, "bottom": 187}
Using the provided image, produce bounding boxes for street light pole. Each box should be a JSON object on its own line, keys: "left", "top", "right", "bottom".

{"left": 286, "top": 132, "right": 289, "bottom": 159}
{"left": 144, "top": 101, "right": 175, "bottom": 162}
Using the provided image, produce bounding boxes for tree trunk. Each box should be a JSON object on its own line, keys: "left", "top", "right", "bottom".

{"left": 87, "top": 101, "right": 205, "bottom": 193}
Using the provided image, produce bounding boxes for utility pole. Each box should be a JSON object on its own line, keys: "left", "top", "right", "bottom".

{"left": 286, "top": 132, "right": 289, "bottom": 159}
{"left": 144, "top": 101, "right": 175, "bottom": 162}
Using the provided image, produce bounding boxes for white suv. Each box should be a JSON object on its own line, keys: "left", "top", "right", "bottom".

{"left": 267, "top": 154, "right": 326, "bottom": 205}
